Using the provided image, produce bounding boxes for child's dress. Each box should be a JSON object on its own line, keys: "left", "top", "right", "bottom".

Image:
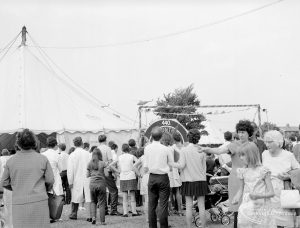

{"left": 237, "top": 166, "right": 276, "bottom": 228}
{"left": 139, "top": 155, "right": 149, "bottom": 196}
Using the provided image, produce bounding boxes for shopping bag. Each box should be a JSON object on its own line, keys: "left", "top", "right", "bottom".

{"left": 48, "top": 192, "right": 64, "bottom": 220}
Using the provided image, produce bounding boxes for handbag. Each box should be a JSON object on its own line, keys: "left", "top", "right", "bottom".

{"left": 280, "top": 181, "right": 300, "bottom": 208}
{"left": 48, "top": 191, "right": 64, "bottom": 220}
{"left": 280, "top": 179, "right": 300, "bottom": 208}
{"left": 280, "top": 190, "right": 300, "bottom": 208}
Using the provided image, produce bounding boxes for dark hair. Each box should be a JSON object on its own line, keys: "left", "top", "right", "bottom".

{"left": 58, "top": 143, "right": 66, "bottom": 151}
{"left": 290, "top": 135, "right": 297, "bottom": 142}
{"left": 136, "top": 147, "right": 144, "bottom": 158}
{"left": 83, "top": 142, "right": 90, "bottom": 149}
{"left": 236, "top": 120, "right": 254, "bottom": 137}
{"left": 90, "top": 145, "right": 97, "bottom": 153}
{"left": 46, "top": 136, "right": 57, "bottom": 148}
{"left": 187, "top": 129, "right": 201, "bottom": 144}
{"left": 224, "top": 131, "right": 232, "bottom": 141}
{"left": 16, "top": 129, "right": 37, "bottom": 150}
{"left": 122, "top": 143, "right": 130, "bottom": 153}
{"left": 98, "top": 135, "right": 107, "bottom": 143}
{"left": 128, "top": 139, "right": 136, "bottom": 147}
{"left": 140, "top": 136, "right": 148, "bottom": 147}
{"left": 160, "top": 133, "right": 173, "bottom": 146}
{"left": 73, "top": 137, "right": 83, "bottom": 147}
{"left": 89, "top": 148, "right": 103, "bottom": 170}
{"left": 151, "top": 127, "right": 163, "bottom": 141}
{"left": 233, "top": 133, "right": 240, "bottom": 140}
{"left": 108, "top": 141, "right": 115, "bottom": 148}
{"left": 68, "top": 147, "right": 75, "bottom": 154}
{"left": 172, "top": 132, "right": 181, "bottom": 142}
{"left": 111, "top": 143, "right": 118, "bottom": 150}
{"left": 1, "top": 149, "right": 10, "bottom": 156}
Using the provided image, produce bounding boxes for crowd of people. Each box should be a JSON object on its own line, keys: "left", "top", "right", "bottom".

{"left": 1, "top": 120, "right": 300, "bottom": 228}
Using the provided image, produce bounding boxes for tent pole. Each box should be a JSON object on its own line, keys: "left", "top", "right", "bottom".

{"left": 138, "top": 106, "right": 142, "bottom": 147}
{"left": 21, "top": 26, "right": 27, "bottom": 46}
{"left": 257, "top": 104, "right": 262, "bottom": 130}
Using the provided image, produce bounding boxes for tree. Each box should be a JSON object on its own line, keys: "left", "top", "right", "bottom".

{"left": 260, "top": 122, "right": 280, "bottom": 135}
{"left": 155, "top": 84, "right": 207, "bottom": 135}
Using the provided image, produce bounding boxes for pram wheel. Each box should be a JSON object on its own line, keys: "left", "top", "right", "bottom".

{"left": 195, "top": 217, "right": 202, "bottom": 228}
{"left": 221, "top": 215, "right": 230, "bottom": 225}
{"left": 210, "top": 213, "right": 218, "bottom": 222}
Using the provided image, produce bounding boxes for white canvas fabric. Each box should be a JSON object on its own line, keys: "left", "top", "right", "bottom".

{"left": 0, "top": 45, "right": 135, "bottom": 134}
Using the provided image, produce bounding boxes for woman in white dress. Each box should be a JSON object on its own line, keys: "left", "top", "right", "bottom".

{"left": 262, "top": 130, "right": 300, "bottom": 228}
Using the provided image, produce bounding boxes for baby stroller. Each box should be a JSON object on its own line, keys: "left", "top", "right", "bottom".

{"left": 193, "top": 172, "right": 232, "bottom": 227}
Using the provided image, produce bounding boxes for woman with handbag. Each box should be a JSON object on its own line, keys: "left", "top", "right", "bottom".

{"left": 1, "top": 129, "right": 54, "bottom": 228}
{"left": 201, "top": 119, "right": 255, "bottom": 228}
{"left": 262, "top": 130, "right": 300, "bottom": 228}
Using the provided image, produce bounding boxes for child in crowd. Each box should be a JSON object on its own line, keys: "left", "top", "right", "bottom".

{"left": 87, "top": 148, "right": 118, "bottom": 225}
{"left": 110, "top": 144, "right": 140, "bottom": 217}
{"left": 232, "top": 143, "right": 275, "bottom": 228}
{"left": 171, "top": 133, "right": 183, "bottom": 216}
{"left": 133, "top": 148, "right": 149, "bottom": 222}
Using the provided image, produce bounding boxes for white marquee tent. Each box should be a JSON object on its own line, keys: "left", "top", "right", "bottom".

{"left": 199, "top": 120, "right": 225, "bottom": 145}
{"left": 0, "top": 28, "right": 138, "bottom": 149}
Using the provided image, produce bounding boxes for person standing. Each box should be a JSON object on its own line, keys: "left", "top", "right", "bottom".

{"left": 172, "top": 132, "right": 183, "bottom": 215}
{"left": 232, "top": 143, "right": 276, "bottom": 227}
{"left": 218, "top": 131, "right": 232, "bottom": 176}
{"left": 201, "top": 120, "right": 256, "bottom": 228}
{"left": 250, "top": 122, "right": 267, "bottom": 161}
{"left": 58, "top": 143, "right": 71, "bottom": 204}
{"left": 87, "top": 148, "right": 117, "bottom": 225}
{"left": 128, "top": 139, "right": 138, "bottom": 157}
{"left": 262, "top": 130, "right": 300, "bottom": 227}
{"left": 128, "top": 139, "right": 142, "bottom": 206}
{"left": 98, "top": 135, "right": 120, "bottom": 216}
{"left": 144, "top": 127, "right": 176, "bottom": 228}
{"left": 42, "top": 137, "right": 64, "bottom": 197}
{"left": 1, "top": 129, "right": 54, "bottom": 228}
{"left": 172, "top": 129, "right": 208, "bottom": 228}
{"left": 0, "top": 149, "right": 13, "bottom": 228}
{"left": 133, "top": 148, "right": 149, "bottom": 222}
{"left": 67, "top": 137, "right": 91, "bottom": 220}
{"left": 111, "top": 144, "right": 140, "bottom": 217}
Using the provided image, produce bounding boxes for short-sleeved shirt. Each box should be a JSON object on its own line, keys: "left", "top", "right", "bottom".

{"left": 118, "top": 153, "right": 137, "bottom": 180}
{"left": 144, "top": 141, "right": 173, "bottom": 175}
{"left": 87, "top": 161, "right": 107, "bottom": 187}
{"left": 98, "top": 144, "right": 112, "bottom": 162}
{"left": 262, "top": 149, "right": 300, "bottom": 176}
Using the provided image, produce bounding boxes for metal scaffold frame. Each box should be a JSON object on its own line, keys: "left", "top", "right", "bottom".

{"left": 138, "top": 104, "right": 261, "bottom": 142}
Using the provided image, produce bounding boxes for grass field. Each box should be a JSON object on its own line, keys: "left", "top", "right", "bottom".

{"left": 49, "top": 204, "right": 234, "bottom": 228}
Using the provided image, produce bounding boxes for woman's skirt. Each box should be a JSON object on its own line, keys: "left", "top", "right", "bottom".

{"left": 120, "top": 179, "right": 138, "bottom": 192}
{"left": 12, "top": 199, "right": 50, "bottom": 228}
{"left": 181, "top": 181, "right": 208, "bottom": 197}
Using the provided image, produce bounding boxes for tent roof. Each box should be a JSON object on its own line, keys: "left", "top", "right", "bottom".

{"left": 0, "top": 44, "right": 136, "bottom": 134}
{"left": 199, "top": 121, "right": 225, "bottom": 145}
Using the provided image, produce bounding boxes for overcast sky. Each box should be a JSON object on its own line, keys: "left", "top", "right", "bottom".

{"left": 1, "top": 0, "right": 299, "bottom": 132}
